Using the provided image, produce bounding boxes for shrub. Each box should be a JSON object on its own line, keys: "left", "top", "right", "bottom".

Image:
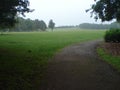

{"left": 104, "top": 28, "right": 120, "bottom": 43}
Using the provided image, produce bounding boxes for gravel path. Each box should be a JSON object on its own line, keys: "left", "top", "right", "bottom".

{"left": 43, "top": 40, "right": 120, "bottom": 90}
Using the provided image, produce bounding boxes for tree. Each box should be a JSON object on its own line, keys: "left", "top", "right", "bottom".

{"left": 87, "top": 0, "right": 120, "bottom": 43}
{"left": 0, "top": 0, "right": 32, "bottom": 29}
{"left": 87, "top": 0, "right": 120, "bottom": 22}
{"left": 48, "top": 19, "right": 55, "bottom": 31}
{"left": 39, "top": 20, "right": 47, "bottom": 31}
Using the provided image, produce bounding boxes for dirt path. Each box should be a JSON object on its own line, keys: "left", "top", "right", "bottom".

{"left": 42, "top": 40, "right": 120, "bottom": 90}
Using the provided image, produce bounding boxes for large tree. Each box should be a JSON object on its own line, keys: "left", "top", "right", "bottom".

{"left": 87, "top": 0, "right": 120, "bottom": 22}
{"left": 87, "top": 0, "right": 120, "bottom": 43}
{"left": 0, "top": 0, "right": 32, "bottom": 29}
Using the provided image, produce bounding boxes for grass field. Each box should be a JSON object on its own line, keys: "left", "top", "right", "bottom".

{"left": 0, "top": 29, "right": 105, "bottom": 89}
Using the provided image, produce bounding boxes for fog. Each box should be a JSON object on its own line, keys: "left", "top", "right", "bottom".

{"left": 25, "top": 0, "right": 110, "bottom": 26}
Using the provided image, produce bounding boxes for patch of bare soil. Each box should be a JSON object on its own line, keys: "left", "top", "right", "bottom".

{"left": 102, "top": 43, "right": 120, "bottom": 56}
{"left": 41, "top": 40, "right": 120, "bottom": 90}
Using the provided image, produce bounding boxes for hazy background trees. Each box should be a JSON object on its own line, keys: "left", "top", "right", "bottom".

{"left": 39, "top": 20, "right": 47, "bottom": 31}
{"left": 48, "top": 19, "right": 55, "bottom": 31}
{"left": 9, "top": 19, "right": 120, "bottom": 32}
{"left": 79, "top": 22, "right": 120, "bottom": 29}
{"left": 11, "top": 17, "right": 47, "bottom": 32}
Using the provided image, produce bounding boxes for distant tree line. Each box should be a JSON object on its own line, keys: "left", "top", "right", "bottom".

{"left": 56, "top": 22, "right": 120, "bottom": 30}
{"left": 11, "top": 17, "right": 46, "bottom": 32}
{"left": 79, "top": 22, "right": 120, "bottom": 29}
{"left": 2, "top": 17, "right": 120, "bottom": 32}
{"left": 8, "top": 18, "right": 55, "bottom": 32}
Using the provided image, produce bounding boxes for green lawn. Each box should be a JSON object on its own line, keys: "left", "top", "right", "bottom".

{"left": 0, "top": 29, "right": 105, "bottom": 89}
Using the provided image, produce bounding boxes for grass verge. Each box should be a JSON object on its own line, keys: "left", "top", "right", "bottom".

{"left": 97, "top": 43, "right": 120, "bottom": 72}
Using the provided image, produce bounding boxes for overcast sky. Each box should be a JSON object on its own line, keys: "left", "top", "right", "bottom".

{"left": 25, "top": 0, "right": 110, "bottom": 26}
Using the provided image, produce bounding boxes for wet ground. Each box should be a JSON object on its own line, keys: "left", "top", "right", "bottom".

{"left": 41, "top": 40, "right": 120, "bottom": 90}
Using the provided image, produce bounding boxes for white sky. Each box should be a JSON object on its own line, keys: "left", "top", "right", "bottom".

{"left": 25, "top": 0, "right": 110, "bottom": 26}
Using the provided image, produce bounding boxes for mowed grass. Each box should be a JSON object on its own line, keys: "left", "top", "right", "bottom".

{"left": 0, "top": 29, "right": 105, "bottom": 89}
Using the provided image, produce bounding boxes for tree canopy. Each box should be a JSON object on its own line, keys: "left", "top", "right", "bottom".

{"left": 87, "top": 0, "right": 120, "bottom": 22}
{"left": 48, "top": 19, "right": 55, "bottom": 31}
{"left": 0, "top": 0, "right": 32, "bottom": 28}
